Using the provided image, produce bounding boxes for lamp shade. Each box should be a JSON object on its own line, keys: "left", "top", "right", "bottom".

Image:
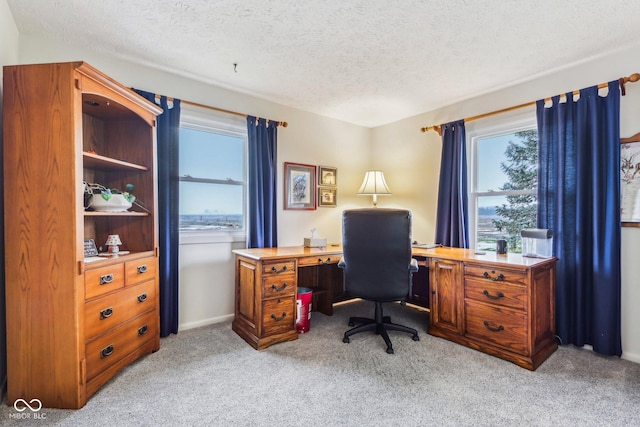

{"left": 357, "top": 170, "right": 391, "bottom": 207}
{"left": 105, "top": 234, "right": 122, "bottom": 246}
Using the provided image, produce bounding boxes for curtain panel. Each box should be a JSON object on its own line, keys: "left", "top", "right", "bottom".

{"left": 247, "top": 116, "right": 278, "bottom": 248}
{"left": 536, "top": 81, "right": 622, "bottom": 356}
{"left": 435, "top": 120, "right": 470, "bottom": 248}
{"left": 134, "top": 89, "right": 181, "bottom": 337}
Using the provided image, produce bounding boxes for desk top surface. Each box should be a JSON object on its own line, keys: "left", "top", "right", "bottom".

{"left": 233, "top": 245, "right": 556, "bottom": 268}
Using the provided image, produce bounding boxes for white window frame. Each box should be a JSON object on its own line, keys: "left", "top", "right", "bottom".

{"left": 178, "top": 103, "right": 247, "bottom": 245}
{"left": 466, "top": 108, "right": 537, "bottom": 251}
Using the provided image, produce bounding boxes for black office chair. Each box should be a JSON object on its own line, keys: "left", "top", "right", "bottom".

{"left": 338, "top": 208, "right": 419, "bottom": 354}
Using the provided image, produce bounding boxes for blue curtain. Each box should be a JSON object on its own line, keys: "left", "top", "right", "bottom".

{"left": 135, "top": 89, "right": 181, "bottom": 337}
{"left": 435, "top": 120, "right": 469, "bottom": 248}
{"left": 536, "top": 81, "right": 621, "bottom": 356}
{"left": 247, "top": 116, "right": 278, "bottom": 248}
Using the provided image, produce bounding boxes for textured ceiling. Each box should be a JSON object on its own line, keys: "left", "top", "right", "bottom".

{"left": 7, "top": 0, "right": 640, "bottom": 127}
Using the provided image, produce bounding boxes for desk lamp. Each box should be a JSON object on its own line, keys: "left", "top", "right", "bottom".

{"left": 357, "top": 170, "right": 391, "bottom": 207}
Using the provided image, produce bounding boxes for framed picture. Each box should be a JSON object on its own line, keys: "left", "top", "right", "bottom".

{"left": 284, "top": 162, "right": 316, "bottom": 210}
{"left": 621, "top": 139, "right": 640, "bottom": 226}
{"left": 318, "top": 166, "right": 337, "bottom": 186}
{"left": 318, "top": 187, "right": 337, "bottom": 207}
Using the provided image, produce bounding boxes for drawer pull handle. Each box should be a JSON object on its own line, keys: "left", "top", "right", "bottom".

{"left": 138, "top": 325, "right": 148, "bottom": 336}
{"left": 101, "top": 344, "right": 114, "bottom": 358}
{"left": 271, "top": 283, "right": 288, "bottom": 292}
{"left": 318, "top": 257, "right": 332, "bottom": 264}
{"left": 482, "top": 290, "right": 505, "bottom": 300}
{"left": 137, "top": 293, "right": 148, "bottom": 303}
{"left": 100, "top": 307, "right": 113, "bottom": 319}
{"left": 483, "top": 271, "right": 505, "bottom": 281}
{"left": 137, "top": 265, "right": 148, "bottom": 274}
{"left": 483, "top": 321, "right": 505, "bottom": 333}
{"left": 271, "top": 312, "right": 287, "bottom": 321}
{"left": 271, "top": 265, "right": 288, "bottom": 273}
{"left": 100, "top": 274, "right": 114, "bottom": 285}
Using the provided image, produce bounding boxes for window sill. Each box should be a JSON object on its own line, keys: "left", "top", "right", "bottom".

{"left": 179, "top": 230, "right": 246, "bottom": 245}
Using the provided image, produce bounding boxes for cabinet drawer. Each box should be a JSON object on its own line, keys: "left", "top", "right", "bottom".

{"left": 261, "top": 297, "right": 295, "bottom": 337}
{"left": 85, "top": 280, "right": 157, "bottom": 340}
{"left": 86, "top": 310, "right": 158, "bottom": 381}
{"left": 263, "top": 274, "right": 296, "bottom": 298}
{"left": 298, "top": 255, "right": 339, "bottom": 267}
{"left": 125, "top": 257, "right": 157, "bottom": 286}
{"left": 464, "top": 264, "right": 526, "bottom": 285}
{"left": 465, "top": 278, "right": 527, "bottom": 311}
{"left": 262, "top": 260, "right": 295, "bottom": 276}
{"left": 85, "top": 263, "right": 125, "bottom": 300}
{"left": 465, "top": 302, "right": 527, "bottom": 354}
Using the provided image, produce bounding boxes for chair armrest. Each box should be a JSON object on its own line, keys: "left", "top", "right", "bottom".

{"left": 410, "top": 258, "right": 419, "bottom": 273}
{"left": 338, "top": 257, "right": 345, "bottom": 269}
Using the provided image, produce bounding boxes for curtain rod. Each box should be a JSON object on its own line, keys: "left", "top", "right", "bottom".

{"left": 159, "top": 96, "right": 288, "bottom": 128}
{"left": 420, "top": 72, "right": 640, "bottom": 135}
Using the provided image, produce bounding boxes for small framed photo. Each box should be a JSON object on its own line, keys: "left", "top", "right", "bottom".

{"left": 284, "top": 162, "right": 316, "bottom": 210}
{"left": 318, "top": 187, "right": 337, "bottom": 208}
{"left": 318, "top": 166, "right": 337, "bottom": 186}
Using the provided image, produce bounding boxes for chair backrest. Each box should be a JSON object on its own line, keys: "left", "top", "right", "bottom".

{"left": 341, "top": 208, "right": 413, "bottom": 302}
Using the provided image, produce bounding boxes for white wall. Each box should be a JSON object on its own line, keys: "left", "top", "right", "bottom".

{"left": 16, "top": 33, "right": 373, "bottom": 331}
{"left": 372, "top": 42, "right": 640, "bottom": 363}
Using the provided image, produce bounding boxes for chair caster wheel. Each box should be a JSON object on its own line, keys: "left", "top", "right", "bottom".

{"left": 386, "top": 347, "right": 394, "bottom": 354}
{"left": 412, "top": 334, "right": 420, "bottom": 341}
{"left": 348, "top": 321, "right": 355, "bottom": 327}
{"left": 343, "top": 336, "right": 350, "bottom": 343}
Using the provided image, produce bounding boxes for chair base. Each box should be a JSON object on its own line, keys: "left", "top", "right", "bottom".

{"left": 342, "top": 301, "right": 419, "bottom": 354}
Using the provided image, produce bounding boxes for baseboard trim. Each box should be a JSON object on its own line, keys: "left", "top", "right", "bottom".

{"left": 179, "top": 314, "right": 234, "bottom": 331}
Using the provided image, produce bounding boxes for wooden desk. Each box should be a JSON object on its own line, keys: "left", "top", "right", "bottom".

{"left": 232, "top": 245, "right": 557, "bottom": 370}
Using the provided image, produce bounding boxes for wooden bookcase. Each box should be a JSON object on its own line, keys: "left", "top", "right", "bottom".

{"left": 3, "top": 62, "right": 163, "bottom": 408}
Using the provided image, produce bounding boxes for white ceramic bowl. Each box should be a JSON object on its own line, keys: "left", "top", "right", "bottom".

{"left": 88, "top": 194, "right": 132, "bottom": 212}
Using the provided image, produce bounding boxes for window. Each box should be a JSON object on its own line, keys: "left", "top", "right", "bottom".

{"left": 468, "top": 114, "right": 538, "bottom": 253}
{"left": 179, "top": 105, "right": 247, "bottom": 237}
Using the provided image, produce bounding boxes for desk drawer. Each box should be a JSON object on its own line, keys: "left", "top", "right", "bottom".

{"left": 464, "top": 264, "right": 526, "bottom": 286}
{"left": 465, "top": 278, "right": 527, "bottom": 311}
{"left": 85, "top": 263, "right": 125, "bottom": 300}
{"left": 85, "top": 280, "right": 157, "bottom": 340}
{"left": 298, "top": 255, "right": 339, "bottom": 267}
{"left": 262, "top": 260, "right": 295, "bottom": 276}
{"left": 125, "top": 257, "right": 156, "bottom": 286}
{"left": 465, "top": 302, "right": 527, "bottom": 354}
{"left": 86, "top": 310, "right": 158, "bottom": 380}
{"left": 262, "top": 297, "right": 295, "bottom": 337}
{"left": 263, "top": 274, "right": 296, "bottom": 298}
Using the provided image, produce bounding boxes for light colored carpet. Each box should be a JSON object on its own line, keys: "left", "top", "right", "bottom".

{"left": 1, "top": 300, "right": 639, "bottom": 426}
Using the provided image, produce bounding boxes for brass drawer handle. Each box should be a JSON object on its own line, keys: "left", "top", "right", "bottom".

{"left": 137, "top": 293, "right": 148, "bottom": 303}
{"left": 483, "top": 321, "right": 505, "bottom": 332}
{"left": 137, "top": 265, "right": 148, "bottom": 274}
{"left": 138, "top": 325, "right": 148, "bottom": 336}
{"left": 317, "top": 257, "right": 332, "bottom": 264}
{"left": 100, "top": 274, "right": 114, "bottom": 285}
{"left": 271, "top": 312, "right": 287, "bottom": 321}
{"left": 271, "top": 265, "right": 288, "bottom": 273}
{"left": 100, "top": 307, "right": 113, "bottom": 320}
{"left": 271, "top": 283, "right": 288, "bottom": 292}
{"left": 101, "top": 344, "right": 114, "bottom": 358}
{"left": 483, "top": 271, "right": 505, "bottom": 281}
{"left": 482, "top": 290, "right": 505, "bottom": 300}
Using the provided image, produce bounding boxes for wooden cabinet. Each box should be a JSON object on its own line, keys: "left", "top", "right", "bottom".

{"left": 232, "top": 247, "right": 344, "bottom": 350}
{"left": 427, "top": 251, "right": 557, "bottom": 370}
{"left": 3, "top": 62, "right": 162, "bottom": 408}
